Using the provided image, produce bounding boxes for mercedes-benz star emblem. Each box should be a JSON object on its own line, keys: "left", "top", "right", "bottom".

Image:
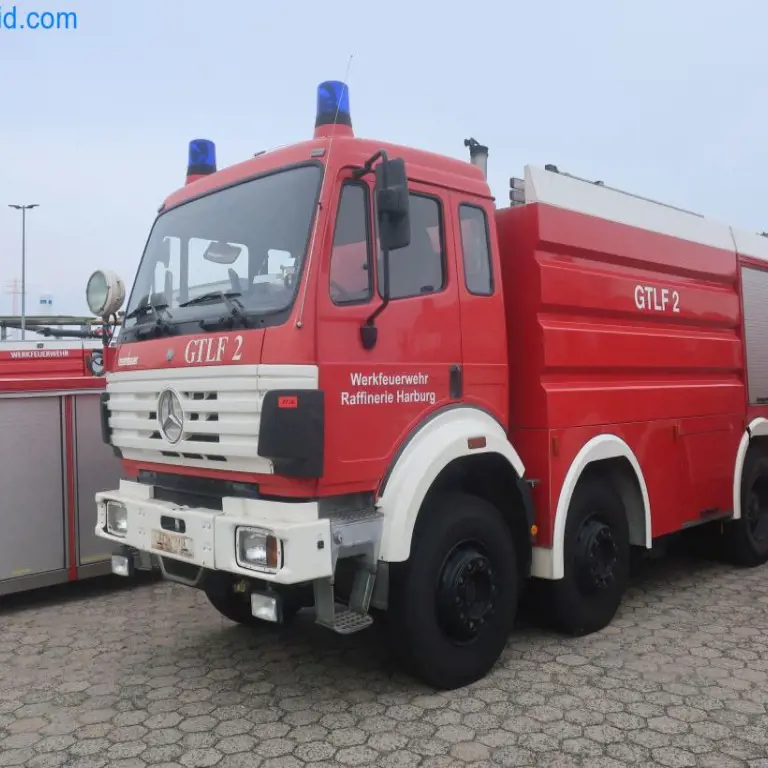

{"left": 157, "top": 389, "right": 184, "bottom": 445}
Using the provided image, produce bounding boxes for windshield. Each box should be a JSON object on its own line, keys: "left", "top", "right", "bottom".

{"left": 124, "top": 164, "right": 322, "bottom": 333}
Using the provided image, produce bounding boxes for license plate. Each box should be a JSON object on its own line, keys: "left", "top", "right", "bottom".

{"left": 151, "top": 529, "right": 194, "bottom": 559}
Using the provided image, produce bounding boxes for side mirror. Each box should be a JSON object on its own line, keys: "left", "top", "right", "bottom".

{"left": 375, "top": 157, "right": 410, "bottom": 252}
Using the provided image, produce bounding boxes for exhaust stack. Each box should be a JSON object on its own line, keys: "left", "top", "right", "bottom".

{"left": 464, "top": 137, "right": 488, "bottom": 179}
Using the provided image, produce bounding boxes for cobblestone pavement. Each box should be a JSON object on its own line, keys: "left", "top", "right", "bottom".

{"left": 2, "top": 553, "right": 768, "bottom": 768}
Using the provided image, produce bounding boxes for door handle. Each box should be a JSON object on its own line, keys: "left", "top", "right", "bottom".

{"left": 449, "top": 365, "right": 463, "bottom": 399}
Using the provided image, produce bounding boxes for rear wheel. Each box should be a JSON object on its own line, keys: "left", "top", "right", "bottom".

{"left": 387, "top": 492, "right": 519, "bottom": 690}
{"left": 727, "top": 451, "right": 768, "bottom": 567}
{"left": 549, "top": 478, "right": 630, "bottom": 636}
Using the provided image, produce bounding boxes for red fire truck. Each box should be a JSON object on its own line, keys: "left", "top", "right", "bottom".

{"left": 88, "top": 80, "right": 768, "bottom": 690}
{"left": 0, "top": 326, "right": 131, "bottom": 597}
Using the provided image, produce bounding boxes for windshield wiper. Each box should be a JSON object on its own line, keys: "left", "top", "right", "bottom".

{"left": 125, "top": 297, "right": 176, "bottom": 337}
{"left": 206, "top": 306, "right": 294, "bottom": 331}
{"left": 178, "top": 290, "right": 243, "bottom": 308}
{"left": 124, "top": 298, "right": 170, "bottom": 321}
{"left": 182, "top": 291, "right": 252, "bottom": 331}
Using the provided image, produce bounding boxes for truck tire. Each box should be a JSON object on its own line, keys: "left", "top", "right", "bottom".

{"left": 727, "top": 450, "right": 768, "bottom": 567}
{"left": 549, "top": 478, "right": 630, "bottom": 636}
{"left": 387, "top": 492, "right": 519, "bottom": 691}
{"left": 204, "top": 581, "right": 300, "bottom": 627}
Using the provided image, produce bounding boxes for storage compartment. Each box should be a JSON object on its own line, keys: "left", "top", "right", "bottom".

{"left": 74, "top": 393, "right": 123, "bottom": 566}
{"left": 741, "top": 265, "right": 768, "bottom": 405}
{"left": 0, "top": 398, "right": 67, "bottom": 580}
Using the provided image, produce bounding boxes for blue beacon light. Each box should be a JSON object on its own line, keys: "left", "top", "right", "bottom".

{"left": 314, "top": 80, "right": 353, "bottom": 138}
{"left": 186, "top": 138, "right": 217, "bottom": 184}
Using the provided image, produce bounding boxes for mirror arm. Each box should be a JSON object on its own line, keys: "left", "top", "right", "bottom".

{"left": 360, "top": 241, "right": 391, "bottom": 351}
{"left": 352, "top": 149, "right": 389, "bottom": 180}
{"left": 356, "top": 148, "right": 406, "bottom": 351}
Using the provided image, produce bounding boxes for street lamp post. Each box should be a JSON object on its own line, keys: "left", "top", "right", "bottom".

{"left": 8, "top": 203, "right": 39, "bottom": 340}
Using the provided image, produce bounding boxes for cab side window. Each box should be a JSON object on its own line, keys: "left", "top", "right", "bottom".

{"left": 459, "top": 204, "right": 493, "bottom": 296}
{"left": 329, "top": 183, "right": 372, "bottom": 305}
{"left": 380, "top": 193, "right": 445, "bottom": 300}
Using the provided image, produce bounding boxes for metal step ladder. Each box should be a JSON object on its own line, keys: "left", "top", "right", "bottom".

{"left": 313, "top": 506, "right": 383, "bottom": 635}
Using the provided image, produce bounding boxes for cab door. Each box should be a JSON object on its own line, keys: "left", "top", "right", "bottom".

{"left": 317, "top": 169, "right": 463, "bottom": 492}
{"left": 448, "top": 193, "right": 508, "bottom": 425}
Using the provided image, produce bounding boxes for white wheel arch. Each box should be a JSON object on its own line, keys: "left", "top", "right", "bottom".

{"left": 732, "top": 417, "right": 768, "bottom": 520}
{"left": 376, "top": 407, "right": 525, "bottom": 563}
{"left": 531, "top": 434, "right": 652, "bottom": 581}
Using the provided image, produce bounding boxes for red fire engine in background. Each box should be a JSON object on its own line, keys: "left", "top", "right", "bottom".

{"left": 87, "top": 80, "right": 768, "bottom": 689}
{"left": 0, "top": 326, "right": 132, "bottom": 597}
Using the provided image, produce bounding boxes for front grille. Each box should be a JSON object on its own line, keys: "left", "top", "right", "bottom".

{"left": 105, "top": 363, "right": 318, "bottom": 474}
{"left": 151, "top": 391, "right": 220, "bottom": 445}
{"left": 151, "top": 391, "right": 227, "bottom": 462}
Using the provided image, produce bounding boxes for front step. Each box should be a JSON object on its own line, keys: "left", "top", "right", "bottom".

{"left": 312, "top": 505, "right": 383, "bottom": 635}
{"left": 316, "top": 603, "right": 374, "bottom": 634}
{"left": 313, "top": 569, "right": 378, "bottom": 635}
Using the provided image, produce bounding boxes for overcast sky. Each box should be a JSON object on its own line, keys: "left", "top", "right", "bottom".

{"left": 1, "top": 0, "right": 766, "bottom": 319}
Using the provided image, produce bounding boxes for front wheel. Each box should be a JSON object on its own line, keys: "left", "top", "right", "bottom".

{"left": 548, "top": 478, "right": 630, "bottom": 636}
{"left": 387, "top": 492, "right": 519, "bottom": 691}
{"left": 727, "top": 451, "right": 768, "bottom": 567}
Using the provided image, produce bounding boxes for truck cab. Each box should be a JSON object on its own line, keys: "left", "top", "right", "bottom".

{"left": 89, "top": 80, "right": 533, "bottom": 691}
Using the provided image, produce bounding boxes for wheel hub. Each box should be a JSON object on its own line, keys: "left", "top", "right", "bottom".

{"left": 436, "top": 543, "right": 497, "bottom": 643}
{"left": 574, "top": 517, "right": 618, "bottom": 595}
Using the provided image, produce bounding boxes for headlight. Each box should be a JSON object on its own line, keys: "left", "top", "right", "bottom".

{"left": 87, "top": 350, "right": 105, "bottom": 377}
{"left": 236, "top": 527, "right": 281, "bottom": 570}
{"left": 106, "top": 501, "right": 128, "bottom": 538}
{"left": 86, "top": 269, "right": 126, "bottom": 318}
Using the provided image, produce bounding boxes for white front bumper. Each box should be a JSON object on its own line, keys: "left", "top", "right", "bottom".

{"left": 95, "top": 480, "right": 333, "bottom": 584}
